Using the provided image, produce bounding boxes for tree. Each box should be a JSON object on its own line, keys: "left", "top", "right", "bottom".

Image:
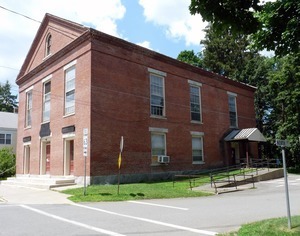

{"left": 0, "top": 81, "right": 18, "bottom": 112}
{"left": 177, "top": 50, "right": 203, "bottom": 68}
{"left": 189, "top": 0, "right": 300, "bottom": 56}
{"left": 267, "top": 54, "right": 300, "bottom": 165}
{"left": 0, "top": 147, "right": 16, "bottom": 178}
{"left": 200, "top": 24, "right": 258, "bottom": 81}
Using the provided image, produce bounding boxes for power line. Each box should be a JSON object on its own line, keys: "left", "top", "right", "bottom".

{"left": 0, "top": 5, "right": 41, "bottom": 23}
{"left": 0, "top": 66, "right": 20, "bottom": 71}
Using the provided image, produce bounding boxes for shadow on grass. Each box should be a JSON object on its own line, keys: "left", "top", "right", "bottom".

{"left": 129, "top": 193, "right": 145, "bottom": 197}
{"left": 99, "top": 193, "right": 112, "bottom": 196}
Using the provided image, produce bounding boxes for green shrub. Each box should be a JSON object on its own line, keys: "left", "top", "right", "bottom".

{"left": 288, "top": 166, "right": 300, "bottom": 174}
{"left": 0, "top": 147, "right": 16, "bottom": 178}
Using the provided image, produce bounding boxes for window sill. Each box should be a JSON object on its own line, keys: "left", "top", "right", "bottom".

{"left": 151, "top": 163, "right": 169, "bottom": 167}
{"left": 150, "top": 115, "right": 167, "bottom": 120}
{"left": 191, "top": 120, "right": 203, "bottom": 125}
{"left": 24, "top": 126, "right": 32, "bottom": 130}
{"left": 63, "top": 113, "right": 75, "bottom": 118}
{"left": 150, "top": 163, "right": 160, "bottom": 167}
{"left": 43, "top": 53, "right": 52, "bottom": 61}
{"left": 192, "top": 161, "right": 205, "bottom": 165}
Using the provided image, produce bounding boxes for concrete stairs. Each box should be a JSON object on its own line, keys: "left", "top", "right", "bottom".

{"left": 1, "top": 175, "right": 77, "bottom": 190}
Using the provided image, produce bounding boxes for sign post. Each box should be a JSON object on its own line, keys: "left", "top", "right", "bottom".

{"left": 117, "top": 136, "right": 124, "bottom": 195}
{"left": 275, "top": 139, "right": 291, "bottom": 229}
{"left": 83, "top": 128, "right": 88, "bottom": 196}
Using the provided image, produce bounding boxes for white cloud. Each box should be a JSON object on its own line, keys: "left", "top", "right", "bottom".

{"left": 0, "top": 0, "right": 126, "bottom": 88}
{"left": 138, "top": 0, "right": 207, "bottom": 46}
{"left": 136, "top": 41, "right": 152, "bottom": 50}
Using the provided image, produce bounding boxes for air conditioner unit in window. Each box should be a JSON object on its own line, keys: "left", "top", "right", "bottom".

{"left": 157, "top": 155, "right": 170, "bottom": 164}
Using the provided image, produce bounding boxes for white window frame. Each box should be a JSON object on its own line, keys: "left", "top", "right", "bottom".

{"left": 149, "top": 68, "right": 166, "bottom": 118}
{"left": 188, "top": 80, "right": 202, "bottom": 123}
{"left": 227, "top": 92, "right": 238, "bottom": 128}
{"left": 149, "top": 127, "right": 168, "bottom": 157}
{"left": 64, "top": 61, "right": 76, "bottom": 116}
{"left": 191, "top": 131, "right": 204, "bottom": 164}
{"left": 42, "top": 76, "right": 51, "bottom": 123}
{"left": 25, "top": 88, "right": 33, "bottom": 128}
{"left": 0, "top": 133, "right": 11, "bottom": 145}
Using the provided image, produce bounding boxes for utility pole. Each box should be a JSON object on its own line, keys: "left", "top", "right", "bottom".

{"left": 275, "top": 139, "right": 291, "bottom": 229}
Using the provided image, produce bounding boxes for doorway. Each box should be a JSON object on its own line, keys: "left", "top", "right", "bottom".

{"left": 46, "top": 143, "right": 51, "bottom": 174}
{"left": 64, "top": 139, "right": 74, "bottom": 175}
{"left": 231, "top": 142, "right": 240, "bottom": 165}
{"left": 23, "top": 145, "right": 30, "bottom": 174}
{"left": 40, "top": 140, "right": 51, "bottom": 175}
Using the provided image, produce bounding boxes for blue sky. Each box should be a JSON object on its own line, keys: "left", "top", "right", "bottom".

{"left": 0, "top": 0, "right": 207, "bottom": 95}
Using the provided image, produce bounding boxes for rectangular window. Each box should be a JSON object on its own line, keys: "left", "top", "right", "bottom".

{"left": 151, "top": 133, "right": 166, "bottom": 156}
{"left": 150, "top": 74, "right": 165, "bottom": 117}
{"left": 25, "top": 90, "right": 33, "bottom": 127}
{"left": 6, "top": 134, "right": 11, "bottom": 144}
{"left": 0, "top": 133, "right": 12, "bottom": 145}
{"left": 0, "top": 134, "right": 4, "bottom": 144}
{"left": 190, "top": 85, "right": 201, "bottom": 122}
{"left": 43, "top": 81, "right": 51, "bottom": 122}
{"left": 65, "top": 66, "right": 75, "bottom": 115}
{"left": 228, "top": 92, "right": 238, "bottom": 127}
{"left": 192, "top": 136, "right": 204, "bottom": 163}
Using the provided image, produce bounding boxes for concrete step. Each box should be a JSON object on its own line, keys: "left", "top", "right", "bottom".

{"left": 1, "top": 175, "right": 77, "bottom": 190}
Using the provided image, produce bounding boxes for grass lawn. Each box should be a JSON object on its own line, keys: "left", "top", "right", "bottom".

{"left": 61, "top": 168, "right": 262, "bottom": 202}
{"left": 62, "top": 178, "right": 212, "bottom": 202}
{"left": 219, "top": 216, "right": 300, "bottom": 236}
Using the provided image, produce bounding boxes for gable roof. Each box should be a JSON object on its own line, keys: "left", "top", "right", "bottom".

{"left": 16, "top": 13, "right": 256, "bottom": 93}
{"left": 224, "top": 128, "right": 266, "bottom": 142}
{"left": 16, "top": 13, "right": 88, "bottom": 81}
{"left": 0, "top": 112, "right": 18, "bottom": 129}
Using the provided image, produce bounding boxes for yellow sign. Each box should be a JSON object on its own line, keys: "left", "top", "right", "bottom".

{"left": 118, "top": 152, "right": 122, "bottom": 169}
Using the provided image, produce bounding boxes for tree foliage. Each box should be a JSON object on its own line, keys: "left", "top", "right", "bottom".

{"left": 177, "top": 50, "right": 203, "bottom": 68}
{"left": 0, "top": 147, "right": 16, "bottom": 178}
{"left": 189, "top": 0, "right": 300, "bottom": 56}
{"left": 267, "top": 54, "right": 300, "bottom": 164}
{"left": 0, "top": 81, "right": 18, "bottom": 112}
{"left": 200, "top": 24, "right": 258, "bottom": 80}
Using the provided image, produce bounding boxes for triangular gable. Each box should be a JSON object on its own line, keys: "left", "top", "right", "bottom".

{"left": 16, "top": 13, "right": 88, "bottom": 82}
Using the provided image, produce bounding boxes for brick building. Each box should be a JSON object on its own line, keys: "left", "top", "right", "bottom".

{"left": 16, "top": 14, "right": 263, "bottom": 184}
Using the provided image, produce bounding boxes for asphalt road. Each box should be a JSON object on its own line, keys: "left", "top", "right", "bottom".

{"left": 0, "top": 174, "right": 300, "bottom": 235}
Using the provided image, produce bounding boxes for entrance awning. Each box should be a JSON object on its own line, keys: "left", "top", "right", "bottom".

{"left": 224, "top": 128, "right": 266, "bottom": 142}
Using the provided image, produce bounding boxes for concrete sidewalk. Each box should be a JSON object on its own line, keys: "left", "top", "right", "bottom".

{"left": 0, "top": 183, "right": 75, "bottom": 204}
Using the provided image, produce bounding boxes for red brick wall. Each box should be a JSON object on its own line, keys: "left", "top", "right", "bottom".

{"left": 16, "top": 27, "right": 256, "bottom": 183}
{"left": 89, "top": 38, "right": 256, "bottom": 177}
{"left": 17, "top": 41, "right": 92, "bottom": 176}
